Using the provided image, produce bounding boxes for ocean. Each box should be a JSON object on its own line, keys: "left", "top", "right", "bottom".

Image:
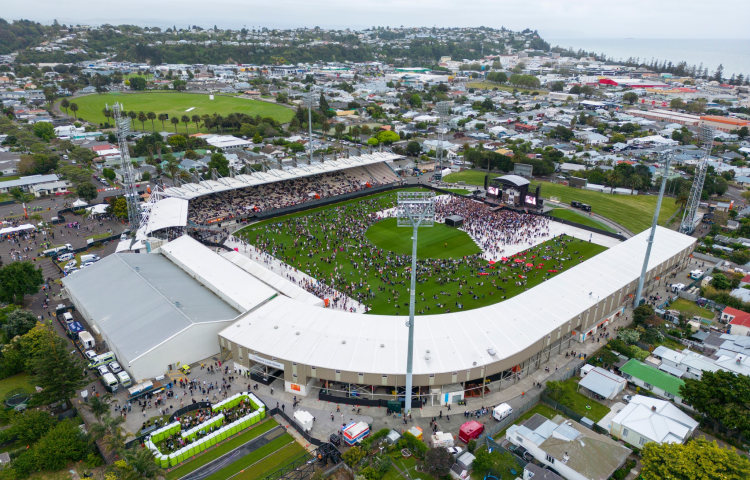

{"left": 546, "top": 38, "right": 750, "bottom": 79}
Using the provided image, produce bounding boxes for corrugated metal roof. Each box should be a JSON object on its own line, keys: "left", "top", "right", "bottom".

{"left": 63, "top": 253, "right": 241, "bottom": 364}
{"left": 578, "top": 367, "right": 626, "bottom": 399}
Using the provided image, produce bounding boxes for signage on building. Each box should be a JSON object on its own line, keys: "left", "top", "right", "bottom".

{"left": 248, "top": 353, "right": 285, "bottom": 371}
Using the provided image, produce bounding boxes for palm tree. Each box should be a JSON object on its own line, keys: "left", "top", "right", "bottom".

{"left": 201, "top": 114, "right": 211, "bottom": 132}
{"left": 170, "top": 117, "right": 180, "bottom": 132}
{"left": 192, "top": 114, "right": 201, "bottom": 132}
{"left": 334, "top": 122, "right": 345, "bottom": 140}
{"left": 214, "top": 114, "right": 224, "bottom": 134}
{"left": 165, "top": 156, "right": 181, "bottom": 185}
{"left": 158, "top": 113, "right": 168, "bottom": 131}
{"left": 321, "top": 120, "right": 331, "bottom": 136}
{"left": 181, "top": 115, "right": 190, "bottom": 134}
{"left": 352, "top": 125, "right": 361, "bottom": 142}
{"left": 70, "top": 102, "right": 79, "bottom": 119}
{"left": 120, "top": 447, "right": 165, "bottom": 480}
{"left": 676, "top": 187, "right": 689, "bottom": 209}
{"left": 127, "top": 110, "right": 137, "bottom": 127}
{"left": 136, "top": 111, "right": 147, "bottom": 130}
{"left": 102, "top": 107, "right": 112, "bottom": 125}
{"left": 147, "top": 111, "right": 156, "bottom": 131}
{"left": 89, "top": 414, "right": 126, "bottom": 455}
{"left": 626, "top": 174, "right": 644, "bottom": 195}
{"left": 82, "top": 393, "right": 113, "bottom": 421}
{"left": 607, "top": 172, "right": 623, "bottom": 192}
{"left": 60, "top": 98, "right": 70, "bottom": 116}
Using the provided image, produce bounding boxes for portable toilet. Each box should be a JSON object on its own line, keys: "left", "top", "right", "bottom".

{"left": 293, "top": 410, "right": 314, "bottom": 433}
{"left": 342, "top": 421, "right": 370, "bottom": 446}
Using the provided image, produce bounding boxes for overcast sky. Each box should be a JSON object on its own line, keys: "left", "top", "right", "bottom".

{"left": 3, "top": 0, "right": 749, "bottom": 39}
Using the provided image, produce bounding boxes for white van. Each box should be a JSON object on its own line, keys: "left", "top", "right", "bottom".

{"left": 61, "top": 312, "right": 74, "bottom": 323}
{"left": 690, "top": 269, "right": 704, "bottom": 279}
{"left": 492, "top": 403, "right": 513, "bottom": 422}
{"left": 88, "top": 351, "right": 116, "bottom": 369}
{"left": 79, "top": 331, "right": 95, "bottom": 349}
{"left": 80, "top": 254, "right": 100, "bottom": 263}
{"left": 117, "top": 371, "right": 132, "bottom": 387}
{"left": 671, "top": 283, "right": 686, "bottom": 293}
{"left": 57, "top": 253, "right": 75, "bottom": 262}
{"left": 101, "top": 372, "right": 119, "bottom": 392}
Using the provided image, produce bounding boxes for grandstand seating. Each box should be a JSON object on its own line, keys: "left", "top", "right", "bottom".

{"left": 187, "top": 163, "right": 399, "bottom": 225}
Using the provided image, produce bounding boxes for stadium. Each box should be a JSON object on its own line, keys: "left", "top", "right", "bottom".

{"left": 63, "top": 152, "right": 696, "bottom": 405}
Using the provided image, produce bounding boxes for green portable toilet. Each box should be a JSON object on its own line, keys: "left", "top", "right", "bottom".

{"left": 388, "top": 400, "right": 401, "bottom": 413}
{"left": 160, "top": 455, "right": 168, "bottom": 469}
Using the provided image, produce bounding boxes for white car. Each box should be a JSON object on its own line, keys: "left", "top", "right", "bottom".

{"left": 623, "top": 395, "right": 633, "bottom": 403}
{"left": 97, "top": 365, "right": 110, "bottom": 376}
{"left": 109, "top": 362, "right": 122, "bottom": 373}
{"left": 81, "top": 261, "right": 95, "bottom": 269}
{"left": 84, "top": 350, "right": 97, "bottom": 360}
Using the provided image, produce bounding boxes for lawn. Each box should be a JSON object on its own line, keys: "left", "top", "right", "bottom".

{"left": 365, "top": 218, "right": 481, "bottom": 259}
{"left": 556, "top": 378, "right": 611, "bottom": 422}
{"left": 548, "top": 209, "right": 617, "bottom": 233}
{"left": 238, "top": 189, "right": 608, "bottom": 315}
{"left": 443, "top": 170, "right": 500, "bottom": 186}
{"left": 444, "top": 188, "right": 471, "bottom": 195}
{"left": 669, "top": 298, "right": 716, "bottom": 320}
{"left": 493, "top": 403, "right": 560, "bottom": 441}
{"left": 382, "top": 456, "right": 437, "bottom": 480}
{"left": 165, "top": 419, "right": 278, "bottom": 480}
{"left": 204, "top": 434, "right": 304, "bottom": 480}
{"left": 61, "top": 92, "right": 295, "bottom": 133}
{"left": 0, "top": 372, "right": 36, "bottom": 400}
{"left": 470, "top": 449, "right": 522, "bottom": 480}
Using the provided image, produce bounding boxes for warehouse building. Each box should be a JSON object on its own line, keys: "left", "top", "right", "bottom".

{"left": 219, "top": 227, "right": 696, "bottom": 398}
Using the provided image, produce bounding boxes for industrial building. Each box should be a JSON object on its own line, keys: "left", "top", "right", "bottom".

{"left": 219, "top": 227, "right": 695, "bottom": 398}
{"left": 626, "top": 109, "right": 700, "bottom": 126}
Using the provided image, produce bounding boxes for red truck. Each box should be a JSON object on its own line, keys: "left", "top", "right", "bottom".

{"left": 458, "top": 420, "right": 484, "bottom": 443}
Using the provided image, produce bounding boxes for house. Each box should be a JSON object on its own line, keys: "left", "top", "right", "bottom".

{"left": 610, "top": 395, "right": 698, "bottom": 447}
{"left": 114, "top": 165, "right": 156, "bottom": 184}
{"left": 29, "top": 180, "right": 71, "bottom": 197}
{"left": 523, "top": 463, "right": 564, "bottom": 480}
{"left": 723, "top": 307, "right": 750, "bottom": 336}
{"left": 618, "top": 359, "right": 692, "bottom": 409}
{"left": 560, "top": 163, "right": 586, "bottom": 174}
{"left": 577, "top": 367, "right": 627, "bottom": 400}
{"left": 506, "top": 413, "right": 631, "bottom": 480}
{"left": 648, "top": 346, "right": 722, "bottom": 381}
{"left": 0, "top": 174, "right": 63, "bottom": 194}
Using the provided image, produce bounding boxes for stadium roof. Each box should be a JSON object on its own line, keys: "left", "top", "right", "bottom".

{"left": 495, "top": 174, "right": 530, "bottom": 187}
{"left": 62, "top": 253, "right": 242, "bottom": 365}
{"left": 141, "top": 197, "right": 189, "bottom": 235}
{"left": 221, "top": 227, "right": 696, "bottom": 376}
{"left": 162, "top": 152, "right": 402, "bottom": 200}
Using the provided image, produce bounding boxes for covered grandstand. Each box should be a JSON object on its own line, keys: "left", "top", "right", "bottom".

{"left": 218, "top": 227, "right": 696, "bottom": 398}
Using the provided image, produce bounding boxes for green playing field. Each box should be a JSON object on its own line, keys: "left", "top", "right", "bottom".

{"left": 365, "top": 218, "right": 481, "bottom": 259}
{"left": 238, "top": 189, "right": 608, "bottom": 315}
{"left": 60, "top": 92, "right": 295, "bottom": 133}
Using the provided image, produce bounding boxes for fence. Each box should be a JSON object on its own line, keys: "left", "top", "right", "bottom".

{"left": 485, "top": 437, "right": 528, "bottom": 469}
{"left": 271, "top": 407, "right": 325, "bottom": 447}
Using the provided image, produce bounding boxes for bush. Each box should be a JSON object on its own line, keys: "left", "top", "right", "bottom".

{"left": 342, "top": 446, "right": 367, "bottom": 467}
{"left": 467, "top": 439, "right": 476, "bottom": 453}
{"left": 361, "top": 428, "right": 390, "bottom": 451}
{"left": 396, "top": 432, "right": 428, "bottom": 460}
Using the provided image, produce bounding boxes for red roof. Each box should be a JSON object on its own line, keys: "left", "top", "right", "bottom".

{"left": 741, "top": 275, "right": 750, "bottom": 283}
{"left": 726, "top": 307, "right": 750, "bottom": 327}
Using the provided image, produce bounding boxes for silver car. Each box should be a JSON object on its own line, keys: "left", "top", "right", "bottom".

{"left": 97, "top": 365, "right": 110, "bottom": 376}
{"left": 109, "top": 362, "right": 122, "bottom": 373}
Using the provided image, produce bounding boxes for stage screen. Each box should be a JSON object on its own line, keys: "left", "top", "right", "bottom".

{"left": 487, "top": 186, "right": 499, "bottom": 196}
{"left": 525, "top": 195, "right": 537, "bottom": 205}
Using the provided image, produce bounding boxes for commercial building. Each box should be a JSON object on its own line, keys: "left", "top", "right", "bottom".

{"left": 700, "top": 116, "right": 750, "bottom": 133}
{"left": 219, "top": 227, "right": 695, "bottom": 397}
{"left": 625, "top": 109, "right": 700, "bottom": 126}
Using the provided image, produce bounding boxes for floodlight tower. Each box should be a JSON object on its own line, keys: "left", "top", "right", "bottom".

{"left": 635, "top": 147, "right": 674, "bottom": 306}
{"left": 435, "top": 101, "right": 452, "bottom": 177}
{"left": 396, "top": 191, "right": 435, "bottom": 418}
{"left": 304, "top": 89, "right": 317, "bottom": 164}
{"left": 679, "top": 125, "right": 715, "bottom": 235}
{"left": 108, "top": 103, "right": 141, "bottom": 231}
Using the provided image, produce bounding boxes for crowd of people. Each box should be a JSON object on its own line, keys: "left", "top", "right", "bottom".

{"left": 188, "top": 165, "right": 399, "bottom": 225}
{"left": 241, "top": 193, "right": 590, "bottom": 315}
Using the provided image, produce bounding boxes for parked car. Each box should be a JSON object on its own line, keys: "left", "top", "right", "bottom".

{"left": 97, "top": 365, "right": 110, "bottom": 376}
{"left": 109, "top": 362, "right": 123, "bottom": 373}
{"left": 84, "top": 350, "right": 98, "bottom": 360}
{"left": 623, "top": 395, "right": 633, "bottom": 403}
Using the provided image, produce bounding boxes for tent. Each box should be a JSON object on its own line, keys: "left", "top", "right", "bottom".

{"left": 87, "top": 204, "right": 108, "bottom": 215}
{"left": 0, "top": 224, "right": 35, "bottom": 235}
{"left": 72, "top": 198, "right": 89, "bottom": 207}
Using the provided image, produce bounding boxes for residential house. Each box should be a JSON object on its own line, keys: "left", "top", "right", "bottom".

{"left": 610, "top": 395, "right": 698, "bottom": 447}
{"left": 114, "top": 165, "right": 156, "bottom": 183}
{"left": 0, "top": 174, "right": 63, "bottom": 194}
{"left": 29, "top": 179, "right": 71, "bottom": 197}
{"left": 618, "top": 359, "right": 692, "bottom": 409}
{"left": 723, "top": 307, "right": 750, "bottom": 336}
{"left": 506, "top": 413, "right": 631, "bottom": 480}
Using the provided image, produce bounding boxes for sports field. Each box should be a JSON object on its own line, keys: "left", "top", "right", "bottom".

{"left": 203, "top": 434, "right": 305, "bottom": 480}
{"left": 238, "top": 189, "right": 608, "bottom": 315}
{"left": 62, "top": 92, "right": 295, "bottom": 133}
{"left": 548, "top": 209, "right": 616, "bottom": 233}
{"left": 366, "top": 218, "right": 481, "bottom": 259}
{"left": 442, "top": 171, "right": 679, "bottom": 233}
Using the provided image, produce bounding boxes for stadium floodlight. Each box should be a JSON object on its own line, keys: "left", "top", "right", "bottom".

{"left": 435, "top": 101, "right": 452, "bottom": 177}
{"left": 303, "top": 89, "right": 317, "bottom": 163}
{"left": 679, "top": 125, "right": 715, "bottom": 235}
{"left": 396, "top": 191, "right": 435, "bottom": 418}
{"left": 635, "top": 146, "right": 674, "bottom": 307}
{"left": 107, "top": 102, "right": 141, "bottom": 232}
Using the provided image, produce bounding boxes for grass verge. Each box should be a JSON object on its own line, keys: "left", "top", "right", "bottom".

{"left": 205, "top": 434, "right": 303, "bottom": 480}
{"left": 556, "top": 378, "right": 610, "bottom": 422}
{"left": 669, "top": 298, "right": 715, "bottom": 320}
{"left": 548, "top": 209, "right": 616, "bottom": 233}
{"left": 0, "top": 372, "right": 36, "bottom": 399}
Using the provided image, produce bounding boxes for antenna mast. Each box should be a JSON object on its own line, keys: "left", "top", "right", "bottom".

{"left": 108, "top": 103, "right": 142, "bottom": 231}
{"left": 678, "top": 125, "right": 715, "bottom": 235}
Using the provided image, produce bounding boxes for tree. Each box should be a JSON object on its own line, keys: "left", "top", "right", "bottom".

{"left": 207, "top": 152, "right": 230, "bottom": 177}
{"left": 545, "top": 380, "right": 565, "bottom": 401}
{"left": 60, "top": 98, "right": 70, "bottom": 116}
{"left": 377, "top": 130, "right": 400, "bottom": 145}
{"left": 409, "top": 94, "right": 422, "bottom": 108}
{"left": 28, "top": 324, "right": 89, "bottom": 405}
{"left": 33, "top": 122, "right": 55, "bottom": 142}
{"left": 2, "top": 308, "right": 37, "bottom": 339}
{"left": 641, "top": 438, "right": 750, "bottom": 480}
{"left": 12, "top": 419, "right": 91, "bottom": 476}
{"left": 622, "top": 92, "right": 639, "bottom": 105}
{"left": 90, "top": 414, "right": 126, "bottom": 455}
{"left": 141, "top": 171, "right": 151, "bottom": 181}
{"left": 129, "top": 76, "right": 147, "bottom": 91}
{"left": 108, "top": 196, "right": 129, "bottom": 219}
{"left": 625, "top": 174, "right": 644, "bottom": 194}
{"left": 406, "top": 141, "right": 422, "bottom": 156}
{"left": 424, "top": 447, "right": 453, "bottom": 478}
{"left": 319, "top": 93, "right": 331, "bottom": 112}
{"left": 76, "top": 182, "right": 98, "bottom": 203}
{"left": 334, "top": 122, "right": 345, "bottom": 140}
{"left": 168, "top": 135, "right": 187, "bottom": 151}
{"left": 181, "top": 115, "right": 190, "bottom": 134}
{"left": 321, "top": 120, "right": 331, "bottom": 135}
{"left": 128, "top": 110, "right": 137, "bottom": 127}
{"left": 711, "top": 273, "right": 731, "bottom": 290}
{"left": 163, "top": 156, "right": 181, "bottom": 185}
{"left": 4, "top": 409, "right": 56, "bottom": 444}
{"left": 0, "top": 261, "right": 44, "bottom": 305}
{"left": 170, "top": 117, "right": 180, "bottom": 132}
{"left": 69, "top": 102, "right": 79, "bottom": 119}
{"left": 680, "top": 370, "right": 750, "bottom": 439}
{"left": 82, "top": 393, "right": 113, "bottom": 421}
{"left": 738, "top": 126, "right": 749, "bottom": 139}
{"left": 713, "top": 176, "right": 728, "bottom": 196}
{"left": 192, "top": 114, "right": 201, "bottom": 132}
{"left": 157, "top": 113, "right": 168, "bottom": 130}
{"left": 121, "top": 447, "right": 166, "bottom": 479}
{"left": 102, "top": 168, "right": 117, "bottom": 181}
{"left": 550, "top": 81, "right": 564, "bottom": 92}
{"left": 670, "top": 98, "right": 686, "bottom": 110}
{"left": 342, "top": 446, "right": 366, "bottom": 467}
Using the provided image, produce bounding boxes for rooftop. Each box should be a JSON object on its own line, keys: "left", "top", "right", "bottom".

{"left": 620, "top": 359, "right": 685, "bottom": 397}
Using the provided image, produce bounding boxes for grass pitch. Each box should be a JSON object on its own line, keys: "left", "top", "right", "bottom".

{"left": 548, "top": 209, "right": 616, "bottom": 233}
{"left": 365, "top": 218, "right": 481, "bottom": 259}
{"left": 239, "top": 189, "right": 608, "bottom": 315}
{"left": 62, "top": 92, "right": 294, "bottom": 133}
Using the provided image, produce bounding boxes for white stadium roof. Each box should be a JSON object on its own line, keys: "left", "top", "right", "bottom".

{"left": 162, "top": 152, "right": 402, "bottom": 200}
{"left": 220, "top": 227, "right": 696, "bottom": 376}
{"left": 142, "top": 197, "right": 189, "bottom": 235}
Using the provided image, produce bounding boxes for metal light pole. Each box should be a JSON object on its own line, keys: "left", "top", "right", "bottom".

{"left": 396, "top": 191, "right": 435, "bottom": 418}
{"left": 635, "top": 147, "right": 674, "bottom": 306}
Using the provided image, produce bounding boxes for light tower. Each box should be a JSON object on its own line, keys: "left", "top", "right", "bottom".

{"left": 396, "top": 191, "right": 435, "bottom": 418}
{"left": 303, "top": 89, "right": 317, "bottom": 164}
{"left": 635, "top": 146, "right": 674, "bottom": 306}
{"left": 679, "top": 125, "right": 715, "bottom": 235}
{"left": 435, "top": 101, "right": 452, "bottom": 177}
{"left": 107, "top": 103, "right": 141, "bottom": 231}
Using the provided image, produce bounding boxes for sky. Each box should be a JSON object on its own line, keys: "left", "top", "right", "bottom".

{"left": 3, "top": 0, "right": 749, "bottom": 39}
